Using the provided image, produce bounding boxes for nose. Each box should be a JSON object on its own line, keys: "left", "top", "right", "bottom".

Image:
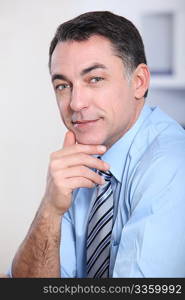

{"left": 70, "top": 84, "right": 89, "bottom": 112}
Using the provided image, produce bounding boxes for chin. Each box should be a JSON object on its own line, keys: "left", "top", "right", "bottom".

{"left": 75, "top": 133, "right": 105, "bottom": 146}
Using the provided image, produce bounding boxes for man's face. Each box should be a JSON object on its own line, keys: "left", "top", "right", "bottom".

{"left": 50, "top": 35, "right": 143, "bottom": 148}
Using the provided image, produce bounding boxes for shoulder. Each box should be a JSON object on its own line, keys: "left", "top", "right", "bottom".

{"left": 131, "top": 106, "right": 185, "bottom": 170}
{"left": 128, "top": 111, "right": 185, "bottom": 212}
{"left": 131, "top": 125, "right": 185, "bottom": 188}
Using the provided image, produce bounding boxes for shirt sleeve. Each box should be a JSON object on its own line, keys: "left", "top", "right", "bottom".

{"left": 113, "top": 148, "right": 185, "bottom": 277}
{"left": 60, "top": 209, "right": 76, "bottom": 278}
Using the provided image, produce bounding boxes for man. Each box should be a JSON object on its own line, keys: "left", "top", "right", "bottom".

{"left": 11, "top": 11, "right": 185, "bottom": 278}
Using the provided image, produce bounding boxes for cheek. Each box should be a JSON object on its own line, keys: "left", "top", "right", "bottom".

{"left": 57, "top": 99, "right": 69, "bottom": 116}
{"left": 56, "top": 100, "right": 71, "bottom": 127}
{"left": 105, "top": 88, "right": 127, "bottom": 114}
{"left": 108, "top": 89, "right": 134, "bottom": 124}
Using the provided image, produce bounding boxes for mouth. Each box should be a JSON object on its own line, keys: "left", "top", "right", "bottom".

{"left": 72, "top": 119, "right": 100, "bottom": 129}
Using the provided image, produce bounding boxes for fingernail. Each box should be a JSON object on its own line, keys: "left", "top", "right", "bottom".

{"left": 98, "top": 145, "right": 106, "bottom": 152}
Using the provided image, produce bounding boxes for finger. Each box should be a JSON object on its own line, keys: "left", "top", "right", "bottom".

{"left": 53, "top": 143, "right": 107, "bottom": 158}
{"left": 62, "top": 177, "right": 97, "bottom": 190}
{"left": 63, "top": 130, "right": 76, "bottom": 148}
{"left": 55, "top": 166, "right": 105, "bottom": 185}
{"left": 50, "top": 153, "right": 110, "bottom": 171}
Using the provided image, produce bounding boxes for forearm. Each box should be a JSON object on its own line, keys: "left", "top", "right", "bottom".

{"left": 12, "top": 202, "right": 62, "bottom": 278}
{"left": 11, "top": 133, "right": 107, "bottom": 278}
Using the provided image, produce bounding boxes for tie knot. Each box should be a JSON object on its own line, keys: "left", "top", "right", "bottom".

{"left": 96, "top": 156, "right": 112, "bottom": 181}
{"left": 97, "top": 169, "right": 112, "bottom": 182}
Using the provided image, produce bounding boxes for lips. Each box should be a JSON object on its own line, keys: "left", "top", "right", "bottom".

{"left": 73, "top": 120, "right": 97, "bottom": 124}
{"left": 72, "top": 119, "right": 99, "bottom": 128}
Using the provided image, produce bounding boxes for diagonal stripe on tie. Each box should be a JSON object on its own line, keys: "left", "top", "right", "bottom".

{"left": 87, "top": 205, "right": 113, "bottom": 248}
{"left": 86, "top": 167, "right": 114, "bottom": 278}
{"left": 94, "top": 255, "right": 110, "bottom": 278}
{"left": 87, "top": 231, "right": 112, "bottom": 273}
{"left": 88, "top": 182, "right": 112, "bottom": 223}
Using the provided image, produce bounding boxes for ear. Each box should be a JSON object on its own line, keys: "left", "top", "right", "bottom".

{"left": 132, "top": 64, "right": 150, "bottom": 99}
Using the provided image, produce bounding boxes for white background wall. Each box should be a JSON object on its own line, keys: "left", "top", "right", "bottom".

{"left": 0, "top": 0, "right": 185, "bottom": 273}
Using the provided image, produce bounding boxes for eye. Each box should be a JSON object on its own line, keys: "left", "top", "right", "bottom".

{"left": 90, "top": 77, "right": 104, "bottom": 83}
{"left": 55, "top": 83, "right": 70, "bottom": 91}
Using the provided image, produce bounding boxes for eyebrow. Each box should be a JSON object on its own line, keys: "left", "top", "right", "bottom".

{"left": 80, "top": 63, "right": 107, "bottom": 76}
{"left": 51, "top": 63, "right": 107, "bottom": 83}
{"left": 51, "top": 74, "right": 68, "bottom": 83}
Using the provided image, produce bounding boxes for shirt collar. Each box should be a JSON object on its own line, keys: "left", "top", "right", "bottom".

{"left": 101, "top": 104, "right": 152, "bottom": 182}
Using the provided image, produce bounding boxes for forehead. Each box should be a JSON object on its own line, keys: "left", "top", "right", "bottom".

{"left": 50, "top": 35, "right": 121, "bottom": 76}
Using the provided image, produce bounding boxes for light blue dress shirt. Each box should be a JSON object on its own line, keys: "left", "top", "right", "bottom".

{"left": 60, "top": 104, "right": 185, "bottom": 278}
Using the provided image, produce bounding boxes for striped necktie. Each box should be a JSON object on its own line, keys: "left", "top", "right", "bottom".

{"left": 86, "top": 169, "right": 114, "bottom": 278}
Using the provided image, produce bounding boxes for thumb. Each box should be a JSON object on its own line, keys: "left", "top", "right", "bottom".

{"left": 63, "top": 130, "right": 76, "bottom": 148}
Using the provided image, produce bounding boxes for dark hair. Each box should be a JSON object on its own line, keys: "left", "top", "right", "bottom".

{"left": 49, "top": 11, "right": 148, "bottom": 97}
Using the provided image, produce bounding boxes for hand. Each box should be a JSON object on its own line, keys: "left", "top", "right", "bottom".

{"left": 42, "top": 131, "right": 109, "bottom": 215}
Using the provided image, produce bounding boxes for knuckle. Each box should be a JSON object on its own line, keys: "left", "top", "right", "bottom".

{"left": 76, "top": 152, "right": 89, "bottom": 164}
{"left": 49, "top": 157, "right": 65, "bottom": 173}
{"left": 79, "top": 165, "right": 87, "bottom": 174}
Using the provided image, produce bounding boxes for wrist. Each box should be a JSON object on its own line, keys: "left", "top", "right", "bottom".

{"left": 39, "top": 196, "right": 67, "bottom": 218}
